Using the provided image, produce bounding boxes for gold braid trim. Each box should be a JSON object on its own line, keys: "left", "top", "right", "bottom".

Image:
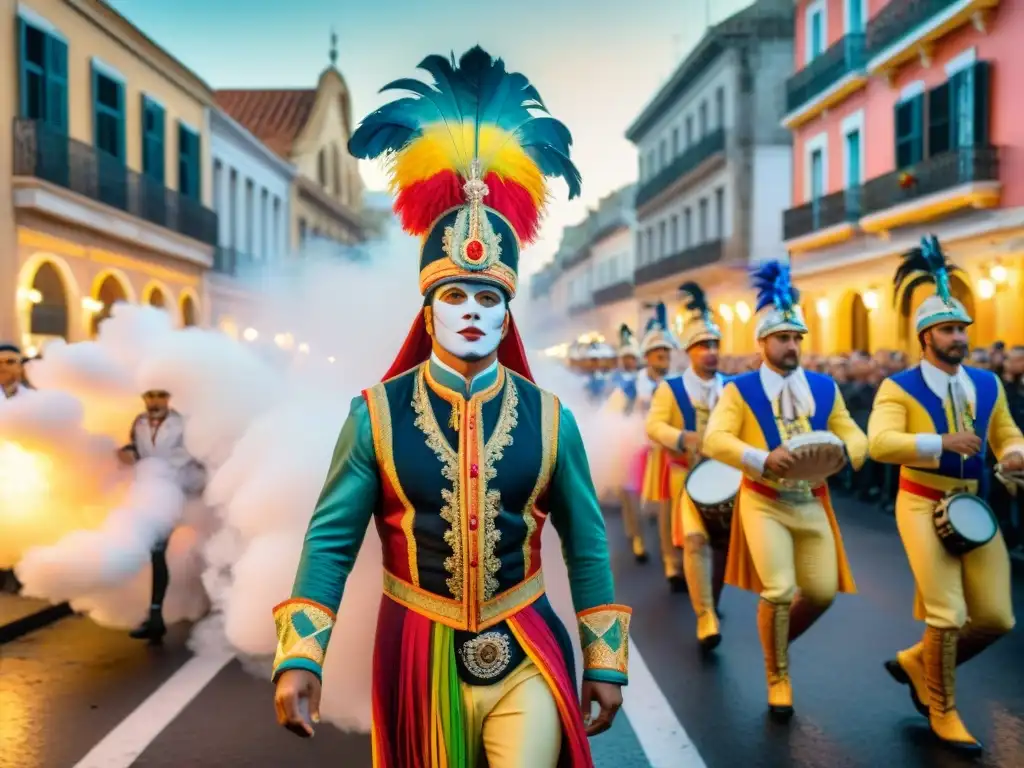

{"left": 272, "top": 598, "right": 336, "bottom": 674}
{"left": 412, "top": 369, "right": 463, "bottom": 599}
{"left": 578, "top": 604, "right": 632, "bottom": 675}
{"left": 481, "top": 378, "right": 518, "bottom": 600}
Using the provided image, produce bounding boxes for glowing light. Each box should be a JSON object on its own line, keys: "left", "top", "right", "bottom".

{"left": 990, "top": 264, "right": 1008, "bottom": 284}
{"left": 25, "top": 346, "right": 38, "bottom": 357}
{"left": 816, "top": 298, "right": 830, "bottom": 318}
{"left": 0, "top": 442, "right": 52, "bottom": 531}
{"left": 242, "top": 327, "right": 259, "bottom": 342}
{"left": 862, "top": 290, "right": 879, "bottom": 311}
{"left": 17, "top": 288, "right": 42, "bottom": 304}
{"left": 298, "top": 343, "right": 310, "bottom": 354}
{"left": 81, "top": 297, "right": 104, "bottom": 313}
{"left": 218, "top": 317, "right": 239, "bottom": 340}
{"left": 718, "top": 303, "right": 734, "bottom": 322}
{"left": 978, "top": 278, "right": 995, "bottom": 300}
{"left": 327, "top": 356, "right": 336, "bottom": 363}
{"left": 734, "top": 301, "right": 751, "bottom": 323}
{"left": 274, "top": 332, "right": 295, "bottom": 350}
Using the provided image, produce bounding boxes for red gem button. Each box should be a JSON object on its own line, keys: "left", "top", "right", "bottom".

{"left": 470, "top": 463, "right": 479, "bottom": 478}
{"left": 469, "top": 515, "right": 479, "bottom": 530}
{"left": 470, "top": 557, "right": 478, "bottom": 568}
{"left": 465, "top": 239, "right": 484, "bottom": 262}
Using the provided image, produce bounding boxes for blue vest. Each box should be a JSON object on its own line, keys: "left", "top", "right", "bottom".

{"left": 889, "top": 365, "right": 998, "bottom": 484}
{"left": 730, "top": 369, "right": 835, "bottom": 449}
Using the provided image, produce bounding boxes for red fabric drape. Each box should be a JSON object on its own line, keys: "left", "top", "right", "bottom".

{"left": 381, "top": 311, "right": 534, "bottom": 383}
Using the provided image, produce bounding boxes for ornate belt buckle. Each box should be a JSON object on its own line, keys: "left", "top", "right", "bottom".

{"left": 458, "top": 631, "right": 512, "bottom": 680}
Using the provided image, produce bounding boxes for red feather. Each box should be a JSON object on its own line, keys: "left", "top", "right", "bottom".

{"left": 393, "top": 171, "right": 464, "bottom": 235}
{"left": 483, "top": 173, "right": 541, "bottom": 244}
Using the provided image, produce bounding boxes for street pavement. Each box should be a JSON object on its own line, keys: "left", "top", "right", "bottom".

{"left": 2, "top": 496, "right": 1023, "bottom": 767}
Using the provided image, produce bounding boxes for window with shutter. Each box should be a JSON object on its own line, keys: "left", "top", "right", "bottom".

{"left": 142, "top": 97, "right": 166, "bottom": 184}
{"left": 177, "top": 123, "right": 201, "bottom": 200}
{"left": 92, "top": 66, "right": 125, "bottom": 161}
{"left": 18, "top": 19, "right": 68, "bottom": 132}
{"left": 894, "top": 95, "right": 923, "bottom": 169}
{"left": 949, "top": 61, "right": 991, "bottom": 149}
{"left": 927, "top": 83, "right": 951, "bottom": 157}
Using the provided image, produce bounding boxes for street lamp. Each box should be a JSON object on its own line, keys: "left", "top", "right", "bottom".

{"left": 816, "top": 298, "right": 830, "bottom": 318}
{"left": 990, "top": 264, "right": 1008, "bottom": 284}
{"left": 977, "top": 278, "right": 995, "bottom": 300}
{"left": 734, "top": 301, "right": 751, "bottom": 322}
{"left": 718, "top": 303, "right": 734, "bottom": 322}
{"left": 862, "top": 290, "right": 879, "bottom": 311}
{"left": 242, "top": 327, "right": 259, "bottom": 342}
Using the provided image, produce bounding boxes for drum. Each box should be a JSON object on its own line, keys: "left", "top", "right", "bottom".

{"left": 782, "top": 431, "right": 847, "bottom": 482}
{"left": 933, "top": 493, "right": 998, "bottom": 556}
{"left": 685, "top": 459, "right": 743, "bottom": 544}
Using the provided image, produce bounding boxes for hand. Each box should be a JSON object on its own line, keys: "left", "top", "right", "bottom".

{"left": 681, "top": 431, "right": 701, "bottom": 454}
{"left": 581, "top": 680, "right": 622, "bottom": 737}
{"left": 1000, "top": 452, "right": 1024, "bottom": 473}
{"left": 116, "top": 447, "right": 137, "bottom": 466}
{"left": 764, "top": 446, "right": 795, "bottom": 477}
{"left": 274, "top": 668, "right": 321, "bottom": 738}
{"left": 941, "top": 432, "right": 982, "bottom": 457}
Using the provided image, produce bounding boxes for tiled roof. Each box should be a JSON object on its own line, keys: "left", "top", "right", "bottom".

{"left": 214, "top": 89, "right": 317, "bottom": 159}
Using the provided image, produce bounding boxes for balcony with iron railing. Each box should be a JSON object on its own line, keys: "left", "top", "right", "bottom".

{"left": 783, "top": 187, "right": 863, "bottom": 243}
{"left": 784, "top": 33, "right": 867, "bottom": 126}
{"left": 635, "top": 128, "right": 726, "bottom": 210}
{"left": 859, "top": 145, "right": 1000, "bottom": 232}
{"left": 634, "top": 239, "right": 724, "bottom": 287}
{"left": 866, "top": 0, "right": 1000, "bottom": 76}
{"left": 13, "top": 119, "right": 218, "bottom": 247}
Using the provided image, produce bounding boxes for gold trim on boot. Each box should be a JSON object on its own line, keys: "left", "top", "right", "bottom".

{"left": 883, "top": 642, "right": 928, "bottom": 717}
{"left": 923, "top": 626, "right": 982, "bottom": 753}
{"left": 684, "top": 535, "right": 721, "bottom": 651}
{"left": 621, "top": 491, "right": 648, "bottom": 563}
{"left": 757, "top": 599, "right": 793, "bottom": 719}
{"left": 631, "top": 536, "right": 648, "bottom": 563}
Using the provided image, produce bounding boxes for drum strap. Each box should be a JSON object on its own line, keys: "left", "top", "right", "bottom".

{"left": 743, "top": 478, "right": 827, "bottom": 502}
{"left": 898, "top": 477, "right": 946, "bottom": 502}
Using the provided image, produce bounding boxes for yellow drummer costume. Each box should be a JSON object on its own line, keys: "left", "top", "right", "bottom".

{"left": 638, "top": 304, "right": 685, "bottom": 588}
{"left": 646, "top": 282, "right": 726, "bottom": 647}
{"left": 702, "top": 261, "right": 866, "bottom": 718}
{"left": 868, "top": 236, "right": 1021, "bottom": 754}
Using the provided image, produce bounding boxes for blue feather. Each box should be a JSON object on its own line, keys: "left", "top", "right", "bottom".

{"left": 347, "top": 45, "right": 581, "bottom": 198}
{"left": 749, "top": 260, "right": 800, "bottom": 314}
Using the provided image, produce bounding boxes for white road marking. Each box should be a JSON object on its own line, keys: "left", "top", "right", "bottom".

{"left": 622, "top": 635, "right": 707, "bottom": 768}
{"left": 72, "top": 650, "right": 235, "bottom": 768}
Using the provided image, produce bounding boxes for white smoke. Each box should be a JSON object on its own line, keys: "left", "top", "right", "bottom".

{"left": 4, "top": 215, "right": 629, "bottom": 732}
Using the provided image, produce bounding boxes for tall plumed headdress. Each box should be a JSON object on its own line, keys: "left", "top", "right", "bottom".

{"left": 348, "top": 46, "right": 581, "bottom": 300}
{"left": 640, "top": 302, "right": 677, "bottom": 356}
{"left": 617, "top": 323, "right": 641, "bottom": 358}
{"left": 750, "top": 260, "right": 809, "bottom": 340}
{"left": 893, "top": 234, "right": 972, "bottom": 334}
{"left": 356, "top": 47, "right": 581, "bottom": 382}
{"left": 677, "top": 281, "right": 722, "bottom": 350}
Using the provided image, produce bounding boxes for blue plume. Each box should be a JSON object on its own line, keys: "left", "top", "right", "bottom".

{"left": 893, "top": 234, "right": 963, "bottom": 306}
{"left": 347, "top": 46, "right": 581, "bottom": 199}
{"left": 749, "top": 260, "right": 800, "bottom": 314}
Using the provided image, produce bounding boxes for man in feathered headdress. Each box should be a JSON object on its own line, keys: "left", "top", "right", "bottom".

{"left": 646, "top": 282, "right": 728, "bottom": 646}
{"left": 868, "top": 235, "right": 1023, "bottom": 754}
{"left": 271, "top": 48, "right": 629, "bottom": 766}
{"left": 703, "top": 260, "right": 867, "bottom": 718}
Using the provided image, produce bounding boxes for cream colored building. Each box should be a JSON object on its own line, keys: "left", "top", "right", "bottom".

{"left": 214, "top": 49, "right": 364, "bottom": 252}
{"left": 0, "top": 0, "right": 219, "bottom": 351}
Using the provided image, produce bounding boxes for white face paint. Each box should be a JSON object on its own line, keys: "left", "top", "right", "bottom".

{"left": 430, "top": 281, "right": 507, "bottom": 362}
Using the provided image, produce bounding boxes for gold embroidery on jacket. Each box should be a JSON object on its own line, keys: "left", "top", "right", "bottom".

{"left": 481, "top": 379, "right": 518, "bottom": 599}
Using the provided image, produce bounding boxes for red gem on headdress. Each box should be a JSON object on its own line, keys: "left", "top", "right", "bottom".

{"left": 465, "top": 239, "right": 485, "bottom": 263}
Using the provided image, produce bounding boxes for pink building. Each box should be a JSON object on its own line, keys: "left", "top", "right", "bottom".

{"left": 781, "top": 0, "right": 1020, "bottom": 354}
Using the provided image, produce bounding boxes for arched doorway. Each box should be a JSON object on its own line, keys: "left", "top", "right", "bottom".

{"left": 91, "top": 274, "right": 128, "bottom": 337}
{"left": 899, "top": 274, "right": 975, "bottom": 352}
{"left": 29, "top": 261, "right": 69, "bottom": 341}
{"left": 181, "top": 294, "right": 197, "bottom": 327}
{"left": 850, "top": 293, "right": 870, "bottom": 353}
{"left": 146, "top": 286, "right": 166, "bottom": 309}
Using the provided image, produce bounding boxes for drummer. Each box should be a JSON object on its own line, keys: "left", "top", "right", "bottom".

{"left": 647, "top": 282, "right": 727, "bottom": 647}
{"left": 702, "top": 260, "right": 866, "bottom": 719}
{"left": 867, "top": 236, "right": 1023, "bottom": 754}
{"left": 606, "top": 303, "right": 679, "bottom": 571}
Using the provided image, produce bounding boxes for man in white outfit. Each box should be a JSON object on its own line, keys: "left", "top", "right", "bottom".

{"left": 118, "top": 389, "right": 205, "bottom": 642}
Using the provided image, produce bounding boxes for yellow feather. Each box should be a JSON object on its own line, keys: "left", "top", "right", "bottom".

{"left": 389, "top": 123, "right": 545, "bottom": 206}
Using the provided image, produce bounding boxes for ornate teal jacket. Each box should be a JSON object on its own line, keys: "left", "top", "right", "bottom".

{"left": 273, "top": 357, "right": 630, "bottom": 686}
